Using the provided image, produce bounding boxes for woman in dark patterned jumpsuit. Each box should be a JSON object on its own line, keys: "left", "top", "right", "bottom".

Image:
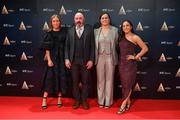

{"left": 41, "top": 15, "right": 67, "bottom": 109}
{"left": 117, "top": 20, "right": 148, "bottom": 114}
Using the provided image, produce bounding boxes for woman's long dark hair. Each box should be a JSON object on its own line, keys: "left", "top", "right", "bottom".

{"left": 120, "top": 20, "right": 135, "bottom": 38}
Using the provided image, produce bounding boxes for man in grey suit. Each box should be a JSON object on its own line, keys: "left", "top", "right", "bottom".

{"left": 65, "top": 12, "right": 95, "bottom": 110}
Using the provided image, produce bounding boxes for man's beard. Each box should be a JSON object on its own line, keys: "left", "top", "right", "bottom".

{"left": 76, "top": 21, "right": 82, "bottom": 27}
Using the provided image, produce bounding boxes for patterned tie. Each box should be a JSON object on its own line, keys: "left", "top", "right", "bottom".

{"left": 77, "top": 28, "right": 81, "bottom": 38}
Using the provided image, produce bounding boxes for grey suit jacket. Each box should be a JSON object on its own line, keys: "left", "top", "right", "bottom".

{"left": 94, "top": 25, "right": 119, "bottom": 65}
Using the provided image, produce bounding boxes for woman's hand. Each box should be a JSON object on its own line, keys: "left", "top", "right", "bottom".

{"left": 126, "top": 55, "right": 135, "bottom": 60}
{"left": 135, "top": 55, "right": 142, "bottom": 61}
{"left": 45, "top": 50, "right": 54, "bottom": 67}
{"left": 48, "top": 60, "right": 54, "bottom": 67}
{"left": 65, "top": 59, "right": 71, "bottom": 69}
{"left": 127, "top": 54, "right": 142, "bottom": 61}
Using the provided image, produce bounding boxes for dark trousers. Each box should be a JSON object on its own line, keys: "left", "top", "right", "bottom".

{"left": 71, "top": 62, "right": 90, "bottom": 101}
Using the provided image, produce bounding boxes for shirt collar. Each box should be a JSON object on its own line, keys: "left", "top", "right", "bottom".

{"left": 76, "top": 25, "right": 84, "bottom": 30}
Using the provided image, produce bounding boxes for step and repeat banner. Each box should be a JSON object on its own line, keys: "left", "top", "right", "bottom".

{"left": 0, "top": 0, "right": 180, "bottom": 99}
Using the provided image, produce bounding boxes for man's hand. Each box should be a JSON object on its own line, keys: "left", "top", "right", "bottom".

{"left": 86, "top": 61, "right": 93, "bottom": 69}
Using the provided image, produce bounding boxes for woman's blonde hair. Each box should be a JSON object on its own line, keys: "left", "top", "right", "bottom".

{"left": 48, "top": 14, "right": 61, "bottom": 31}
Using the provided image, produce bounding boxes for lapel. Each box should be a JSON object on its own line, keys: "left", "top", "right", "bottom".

{"left": 70, "top": 26, "right": 75, "bottom": 49}
{"left": 82, "top": 25, "right": 87, "bottom": 46}
{"left": 95, "top": 27, "right": 102, "bottom": 49}
{"left": 109, "top": 26, "right": 114, "bottom": 47}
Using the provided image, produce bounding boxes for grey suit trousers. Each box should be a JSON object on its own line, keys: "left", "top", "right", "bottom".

{"left": 96, "top": 54, "right": 115, "bottom": 107}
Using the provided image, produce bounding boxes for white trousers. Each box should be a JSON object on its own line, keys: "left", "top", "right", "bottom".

{"left": 96, "top": 54, "right": 115, "bottom": 106}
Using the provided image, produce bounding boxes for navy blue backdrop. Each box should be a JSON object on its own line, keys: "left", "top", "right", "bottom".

{"left": 0, "top": 0, "right": 180, "bottom": 99}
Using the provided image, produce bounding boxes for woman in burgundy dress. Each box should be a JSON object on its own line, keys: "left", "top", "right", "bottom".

{"left": 117, "top": 20, "right": 148, "bottom": 114}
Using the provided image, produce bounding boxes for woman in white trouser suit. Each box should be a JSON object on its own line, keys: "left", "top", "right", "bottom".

{"left": 94, "top": 12, "right": 119, "bottom": 108}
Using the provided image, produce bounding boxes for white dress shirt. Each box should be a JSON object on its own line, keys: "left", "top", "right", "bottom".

{"left": 76, "top": 25, "right": 84, "bottom": 38}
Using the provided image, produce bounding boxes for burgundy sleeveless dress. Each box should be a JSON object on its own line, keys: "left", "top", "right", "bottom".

{"left": 119, "top": 37, "right": 137, "bottom": 100}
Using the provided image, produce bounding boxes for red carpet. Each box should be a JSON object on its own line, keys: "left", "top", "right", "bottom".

{"left": 0, "top": 96, "right": 180, "bottom": 119}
